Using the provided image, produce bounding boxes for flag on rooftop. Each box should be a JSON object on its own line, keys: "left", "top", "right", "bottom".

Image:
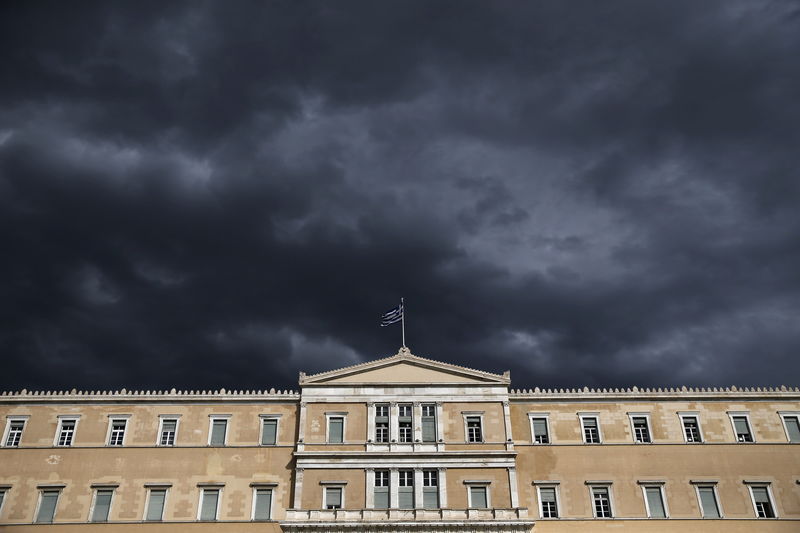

{"left": 380, "top": 301, "right": 403, "bottom": 326}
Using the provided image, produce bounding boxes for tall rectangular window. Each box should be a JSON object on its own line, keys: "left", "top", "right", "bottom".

{"left": 398, "top": 470, "right": 414, "bottom": 509}
{"left": 398, "top": 404, "right": 412, "bottom": 443}
{"left": 643, "top": 485, "right": 666, "bottom": 518}
{"left": 581, "top": 416, "right": 601, "bottom": 444}
{"left": 328, "top": 416, "right": 344, "bottom": 444}
{"left": 374, "top": 470, "right": 389, "bottom": 509}
{"left": 261, "top": 418, "right": 278, "bottom": 446}
{"left": 108, "top": 419, "right": 127, "bottom": 446}
{"left": 682, "top": 416, "right": 702, "bottom": 443}
{"left": 531, "top": 417, "right": 549, "bottom": 444}
{"left": 199, "top": 489, "right": 220, "bottom": 520}
{"left": 781, "top": 414, "right": 800, "bottom": 442}
{"left": 36, "top": 490, "right": 60, "bottom": 523}
{"left": 159, "top": 419, "right": 177, "bottom": 446}
{"left": 732, "top": 415, "right": 753, "bottom": 442}
{"left": 423, "top": 470, "right": 439, "bottom": 509}
{"left": 325, "top": 487, "right": 343, "bottom": 509}
{"left": 591, "top": 486, "right": 612, "bottom": 518}
{"left": 91, "top": 489, "right": 113, "bottom": 522}
{"left": 538, "top": 487, "right": 558, "bottom": 518}
{"left": 253, "top": 488, "right": 272, "bottom": 520}
{"left": 0, "top": 488, "right": 6, "bottom": 515}
{"left": 146, "top": 489, "right": 167, "bottom": 521}
{"left": 421, "top": 404, "right": 436, "bottom": 442}
{"left": 696, "top": 485, "right": 721, "bottom": 518}
{"left": 749, "top": 485, "right": 776, "bottom": 518}
{"left": 4, "top": 419, "right": 26, "bottom": 447}
{"left": 209, "top": 418, "right": 228, "bottom": 446}
{"left": 631, "top": 416, "right": 651, "bottom": 443}
{"left": 466, "top": 416, "right": 483, "bottom": 443}
{"left": 375, "top": 404, "right": 389, "bottom": 443}
{"left": 469, "top": 486, "right": 488, "bottom": 509}
{"left": 56, "top": 418, "right": 77, "bottom": 447}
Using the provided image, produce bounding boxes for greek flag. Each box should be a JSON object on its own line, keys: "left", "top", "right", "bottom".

{"left": 380, "top": 302, "right": 403, "bottom": 326}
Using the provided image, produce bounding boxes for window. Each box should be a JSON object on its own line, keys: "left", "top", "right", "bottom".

{"left": 55, "top": 417, "right": 79, "bottom": 447}
{"left": 422, "top": 404, "right": 437, "bottom": 442}
{"left": 680, "top": 415, "right": 702, "bottom": 443}
{"left": 630, "top": 414, "right": 651, "bottom": 443}
{"left": 642, "top": 484, "right": 667, "bottom": 518}
{"left": 145, "top": 488, "right": 167, "bottom": 521}
{"left": 374, "top": 470, "right": 389, "bottom": 509}
{"left": 375, "top": 404, "right": 389, "bottom": 443}
{"left": 590, "top": 486, "right": 613, "bottom": 518}
{"left": 324, "top": 487, "right": 343, "bottom": 509}
{"left": 580, "top": 415, "right": 601, "bottom": 444}
{"left": 90, "top": 489, "right": 114, "bottom": 522}
{"left": 199, "top": 488, "right": 221, "bottom": 520}
{"left": 729, "top": 413, "right": 754, "bottom": 442}
{"left": 3, "top": 417, "right": 27, "bottom": 447}
{"left": 327, "top": 414, "right": 345, "bottom": 444}
{"left": 398, "top": 404, "right": 413, "bottom": 443}
{"left": 468, "top": 485, "right": 489, "bottom": 509}
{"left": 35, "top": 489, "right": 60, "bottom": 523}
{"left": 780, "top": 413, "right": 800, "bottom": 443}
{"left": 158, "top": 418, "right": 178, "bottom": 446}
{"left": 466, "top": 415, "right": 483, "bottom": 443}
{"left": 748, "top": 485, "right": 776, "bottom": 518}
{"left": 0, "top": 488, "right": 7, "bottom": 517}
{"left": 107, "top": 417, "right": 129, "bottom": 446}
{"left": 209, "top": 416, "right": 229, "bottom": 446}
{"left": 537, "top": 486, "right": 559, "bottom": 518}
{"left": 423, "top": 470, "right": 439, "bottom": 509}
{"left": 252, "top": 488, "right": 272, "bottom": 520}
{"left": 260, "top": 416, "right": 279, "bottom": 446}
{"left": 398, "top": 470, "right": 414, "bottom": 509}
{"left": 695, "top": 485, "right": 721, "bottom": 518}
{"left": 530, "top": 415, "right": 549, "bottom": 444}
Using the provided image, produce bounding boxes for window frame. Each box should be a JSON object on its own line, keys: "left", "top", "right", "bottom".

{"left": 464, "top": 481, "right": 491, "bottom": 509}
{"left": 88, "top": 486, "right": 116, "bottom": 522}
{"left": 325, "top": 412, "right": 347, "bottom": 444}
{"left": 578, "top": 413, "right": 602, "bottom": 444}
{"left": 639, "top": 482, "right": 668, "bottom": 518}
{"left": 3, "top": 416, "right": 28, "bottom": 448}
{"left": 259, "top": 414, "right": 282, "bottom": 446}
{"left": 778, "top": 411, "right": 800, "bottom": 443}
{"left": 143, "top": 485, "right": 170, "bottom": 521}
{"left": 250, "top": 483, "right": 277, "bottom": 521}
{"left": 678, "top": 412, "right": 704, "bottom": 443}
{"left": 533, "top": 482, "right": 560, "bottom": 519}
{"left": 372, "top": 469, "right": 390, "bottom": 509}
{"left": 322, "top": 483, "right": 346, "bottom": 510}
{"left": 627, "top": 412, "right": 653, "bottom": 443}
{"left": 0, "top": 486, "right": 9, "bottom": 518}
{"left": 156, "top": 415, "right": 181, "bottom": 447}
{"left": 422, "top": 469, "right": 439, "bottom": 509}
{"left": 34, "top": 487, "right": 63, "bottom": 523}
{"left": 727, "top": 412, "right": 755, "bottom": 443}
{"left": 692, "top": 482, "right": 723, "bottom": 519}
{"left": 197, "top": 486, "right": 223, "bottom": 521}
{"left": 746, "top": 482, "right": 778, "bottom": 518}
{"left": 53, "top": 415, "right": 80, "bottom": 447}
{"left": 528, "top": 413, "right": 551, "bottom": 444}
{"left": 587, "top": 483, "right": 614, "bottom": 518}
{"left": 207, "top": 415, "right": 231, "bottom": 446}
{"left": 374, "top": 403, "right": 390, "bottom": 443}
{"left": 106, "top": 415, "right": 131, "bottom": 447}
{"left": 462, "top": 412, "right": 485, "bottom": 443}
{"left": 421, "top": 403, "right": 437, "bottom": 443}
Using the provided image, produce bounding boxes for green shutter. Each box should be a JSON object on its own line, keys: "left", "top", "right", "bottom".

{"left": 398, "top": 487, "right": 414, "bottom": 509}
{"left": 785, "top": 417, "right": 800, "bottom": 442}
{"left": 329, "top": 418, "right": 343, "bottom": 443}
{"left": 326, "top": 487, "right": 341, "bottom": 508}
{"left": 752, "top": 487, "right": 769, "bottom": 503}
{"left": 261, "top": 419, "right": 277, "bottom": 445}
{"left": 254, "top": 489, "right": 272, "bottom": 520}
{"left": 374, "top": 487, "right": 389, "bottom": 509}
{"left": 162, "top": 419, "right": 176, "bottom": 433}
{"left": 698, "top": 487, "right": 720, "bottom": 518}
{"left": 470, "top": 487, "right": 487, "bottom": 508}
{"left": 533, "top": 419, "right": 548, "bottom": 440}
{"left": 146, "top": 490, "right": 166, "bottom": 521}
{"left": 200, "top": 490, "right": 219, "bottom": 520}
{"left": 36, "top": 491, "right": 59, "bottom": 523}
{"left": 210, "top": 420, "right": 227, "bottom": 446}
{"left": 645, "top": 487, "right": 665, "bottom": 518}
{"left": 540, "top": 487, "right": 556, "bottom": 503}
{"left": 734, "top": 417, "right": 750, "bottom": 435}
{"left": 422, "top": 417, "right": 436, "bottom": 442}
{"left": 423, "top": 487, "right": 438, "bottom": 509}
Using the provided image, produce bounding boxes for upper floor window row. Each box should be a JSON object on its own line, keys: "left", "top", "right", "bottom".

{"left": 369, "top": 403, "right": 439, "bottom": 444}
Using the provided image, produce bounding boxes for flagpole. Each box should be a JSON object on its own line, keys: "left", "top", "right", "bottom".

{"left": 401, "top": 297, "right": 406, "bottom": 347}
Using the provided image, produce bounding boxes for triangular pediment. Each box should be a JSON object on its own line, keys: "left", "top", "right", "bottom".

{"left": 299, "top": 347, "right": 510, "bottom": 386}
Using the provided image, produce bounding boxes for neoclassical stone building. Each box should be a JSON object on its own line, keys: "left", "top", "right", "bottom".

{"left": 1, "top": 347, "right": 799, "bottom": 532}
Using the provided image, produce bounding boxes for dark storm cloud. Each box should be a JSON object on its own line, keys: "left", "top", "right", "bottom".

{"left": 1, "top": 0, "right": 799, "bottom": 392}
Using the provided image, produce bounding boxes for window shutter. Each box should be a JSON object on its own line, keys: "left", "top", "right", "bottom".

{"left": 329, "top": 418, "right": 343, "bottom": 443}
{"left": 200, "top": 490, "right": 219, "bottom": 520}
{"left": 210, "top": 420, "right": 227, "bottom": 446}
{"left": 146, "top": 490, "right": 166, "bottom": 521}
{"left": 734, "top": 417, "right": 750, "bottom": 435}
{"left": 91, "top": 490, "right": 113, "bottom": 521}
{"left": 533, "top": 419, "right": 548, "bottom": 439}
{"left": 261, "top": 419, "right": 277, "bottom": 445}
{"left": 698, "top": 487, "right": 720, "bottom": 518}
{"left": 422, "top": 417, "right": 436, "bottom": 442}
{"left": 326, "top": 488, "right": 342, "bottom": 508}
{"left": 785, "top": 417, "right": 800, "bottom": 442}
{"left": 423, "top": 487, "right": 438, "bottom": 509}
{"left": 398, "top": 487, "right": 414, "bottom": 509}
{"left": 470, "top": 487, "right": 487, "bottom": 508}
{"left": 37, "top": 491, "right": 59, "bottom": 523}
{"left": 374, "top": 487, "right": 389, "bottom": 508}
{"left": 645, "top": 487, "right": 665, "bottom": 518}
{"left": 0, "top": 490, "right": 4, "bottom": 510}
{"left": 540, "top": 487, "right": 556, "bottom": 503}
{"left": 752, "top": 487, "right": 769, "bottom": 503}
{"left": 254, "top": 489, "right": 272, "bottom": 520}
{"left": 162, "top": 420, "right": 176, "bottom": 433}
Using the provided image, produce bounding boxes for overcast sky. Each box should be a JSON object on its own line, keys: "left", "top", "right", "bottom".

{"left": 2, "top": 1, "right": 799, "bottom": 392}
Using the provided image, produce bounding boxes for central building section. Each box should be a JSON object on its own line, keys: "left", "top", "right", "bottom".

{"left": 281, "top": 347, "right": 534, "bottom": 532}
